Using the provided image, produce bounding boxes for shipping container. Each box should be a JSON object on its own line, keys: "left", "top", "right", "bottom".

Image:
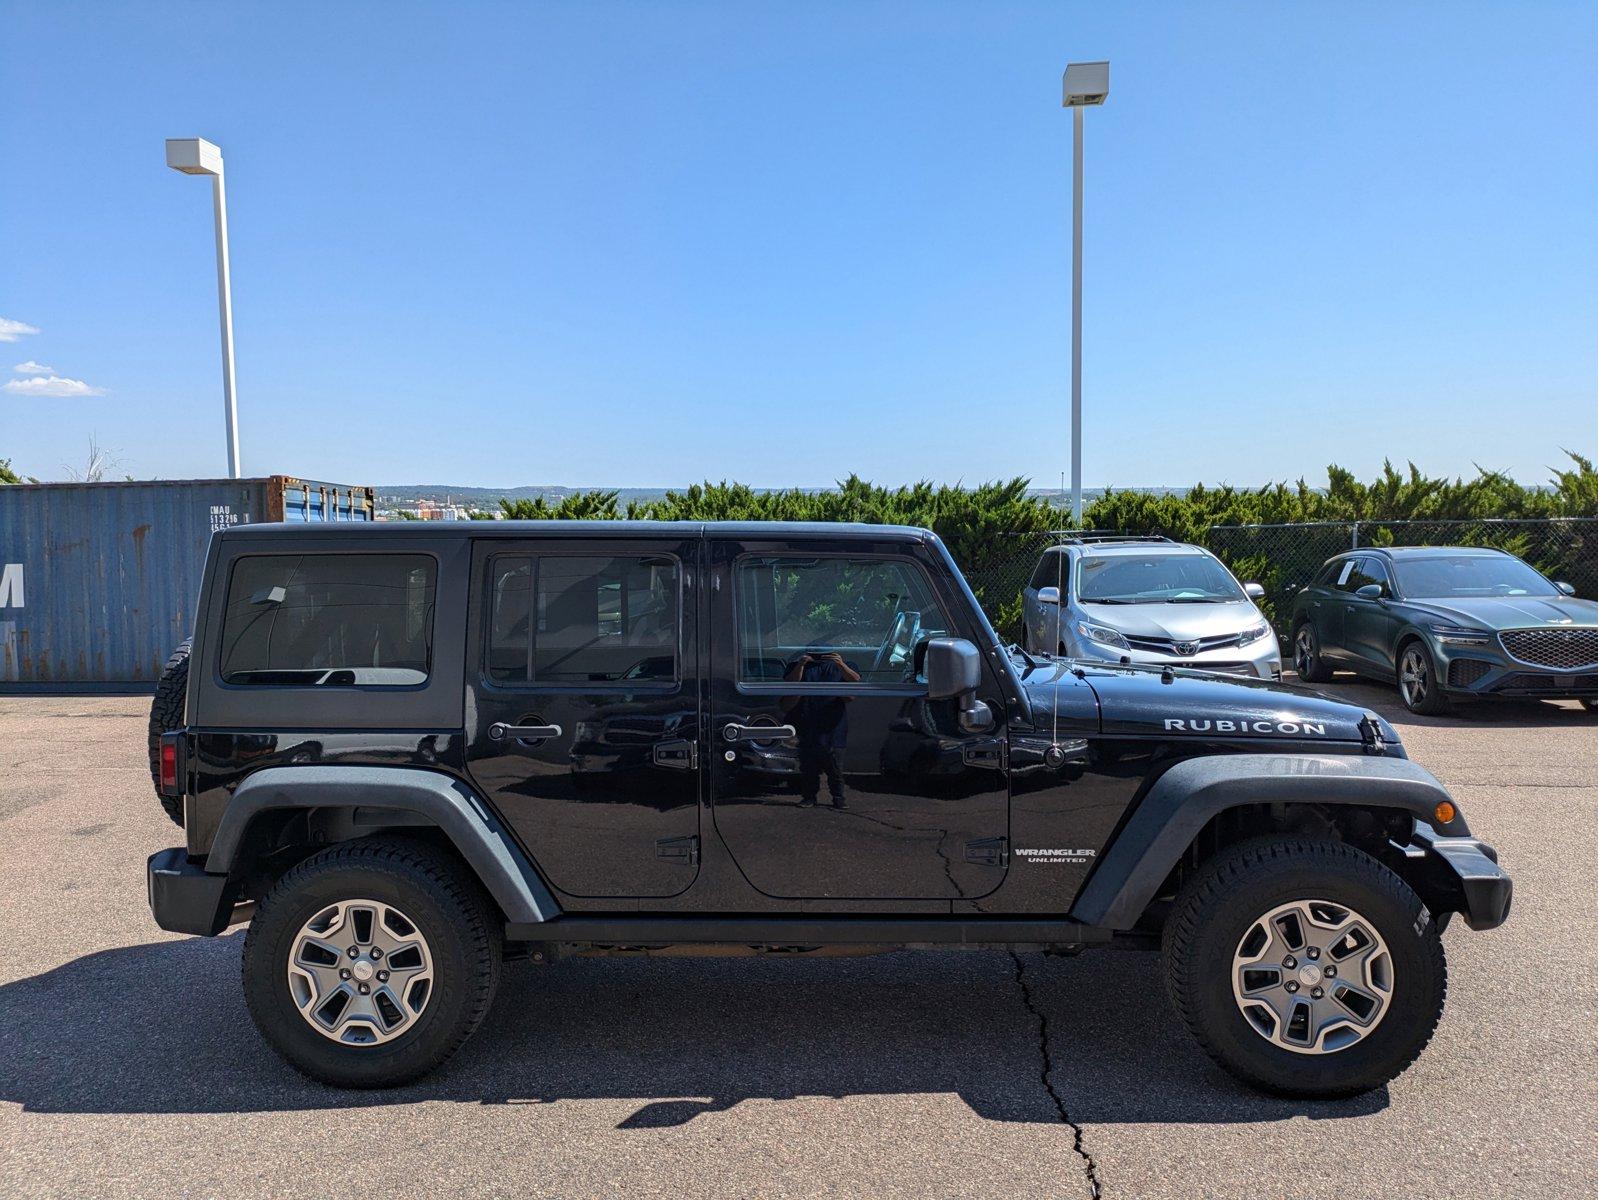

{"left": 0, "top": 476, "right": 374, "bottom": 692}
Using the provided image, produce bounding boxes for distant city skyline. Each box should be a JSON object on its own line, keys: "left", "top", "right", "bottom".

{"left": 3, "top": 2, "right": 1595, "bottom": 487}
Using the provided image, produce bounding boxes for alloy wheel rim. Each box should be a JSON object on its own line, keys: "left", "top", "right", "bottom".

{"left": 1295, "top": 628, "right": 1315, "bottom": 675}
{"left": 1400, "top": 648, "right": 1428, "bottom": 706}
{"left": 286, "top": 899, "right": 435, "bottom": 1045}
{"left": 1231, "top": 898, "right": 1393, "bottom": 1055}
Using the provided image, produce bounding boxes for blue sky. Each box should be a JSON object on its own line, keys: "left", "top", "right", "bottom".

{"left": 2, "top": 1, "right": 1595, "bottom": 489}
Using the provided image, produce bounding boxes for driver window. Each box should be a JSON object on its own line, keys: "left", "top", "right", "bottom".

{"left": 1357, "top": 558, "right": 1392, "bottom": 596}
{"left": 735, "top": 556, "right": 953, "bottom": 684}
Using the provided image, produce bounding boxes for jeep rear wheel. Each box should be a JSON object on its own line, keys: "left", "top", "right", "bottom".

{"left": 146, "top": 640, "right": 191, "bottom": 826}
{"left": 242, "top": 837, "right": 502, "bottom": 1088}
{"left": 1163, "top": 836, "right": 1446, "bottom": 1097}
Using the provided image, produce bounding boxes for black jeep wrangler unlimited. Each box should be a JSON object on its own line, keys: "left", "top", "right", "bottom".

{"left": 147, "top": 521, "right": 1510, "bottom": 1095}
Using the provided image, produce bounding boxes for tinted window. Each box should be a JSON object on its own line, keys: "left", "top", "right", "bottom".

{"left": 220, "top": 554, "right": 435, "bottom": 686}
{"left": 1391, "top": 554, "right": 1559, "bottom": 599}
{"left": 1346, "top": 557, "right": 1391, "bottom": 595}
{"left": 736, "top": 556, "right": 952, "bottom": 684}
{"left": 487, "top": 555, "right": 678, "bottom": 684}
{"left": 1029, "top": 551, "right": 1066, "bottom": 590}
{"left": 1313, "top": 560, "right": 1347, "bottom": 587}
{"left": 1076, "top": 553, "right": 1245, "bottom": 603}
{"left": 1330, "top": 558, "right": 1361, "bottom": 592}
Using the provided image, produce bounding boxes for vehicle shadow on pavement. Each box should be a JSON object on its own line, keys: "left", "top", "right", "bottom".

{"left": 0, "top": 935, "right": 1386, "bottom": 1128}
{"left": 1286, "top": 671, "right": 1594, "bottom": 732}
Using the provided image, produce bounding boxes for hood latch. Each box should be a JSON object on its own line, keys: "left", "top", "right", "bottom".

{"left": 1358, "top": 713, "right": 1387, "bottom": 755}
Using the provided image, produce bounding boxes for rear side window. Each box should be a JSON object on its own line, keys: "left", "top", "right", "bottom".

{"left": 487, "top": 555, "right": 679, "bottom": 685}
{"left": 219, "top": 554, "right": 436, "bottom": 686}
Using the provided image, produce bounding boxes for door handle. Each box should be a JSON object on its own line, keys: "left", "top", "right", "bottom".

{"left": 722, "top": 723, "right": 797, "bottom": 743}
{"left": 488, "top": 722, "right": 563, "bottom": 742}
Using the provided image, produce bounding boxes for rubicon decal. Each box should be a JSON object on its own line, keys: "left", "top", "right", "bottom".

{"left": 1163, "top": 717, "right": 1328, "bottom": 736}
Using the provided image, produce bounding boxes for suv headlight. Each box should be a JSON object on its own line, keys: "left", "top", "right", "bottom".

{"left": 1237, "top": 621, "right": 1270, "bottom": 646}
{"left": 1075, "top": 620, "right": 1131, "bottom": 650}
{"left": 1428, "top": 623, "right": 1491, "bottom": 647}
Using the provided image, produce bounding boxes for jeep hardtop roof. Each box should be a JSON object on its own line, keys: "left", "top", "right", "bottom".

{"left": 219, "top": 520, "right": 938, "bottom": 542}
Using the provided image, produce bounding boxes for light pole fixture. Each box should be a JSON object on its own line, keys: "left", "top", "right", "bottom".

{"left": 166, "top": 137, "right": 242, "bottom": 479}
{"left": 1061, "top": 61, "right": 1109, "bottom": 527}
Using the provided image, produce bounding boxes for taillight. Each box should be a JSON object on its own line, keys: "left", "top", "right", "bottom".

{"left": 159, "top": 736, "right": 180, "bottom": 796}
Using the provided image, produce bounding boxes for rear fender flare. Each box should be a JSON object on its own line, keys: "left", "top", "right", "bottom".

{"left": 206, "top": 765, "right": 560, "bottom": 924}
{"left": 1068, "top": 753, "right": 1465, "bottom": 930}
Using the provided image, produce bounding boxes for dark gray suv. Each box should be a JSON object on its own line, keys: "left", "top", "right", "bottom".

{"left": 1289, "top": 546, "right": 1598, "bottom": 715}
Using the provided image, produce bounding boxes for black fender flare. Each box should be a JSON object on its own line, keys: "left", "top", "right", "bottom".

{"left": 207, "top": 765, "right": 560, "bottom": 924}
{"left": 1068, "top": 753, "right": 1465, "bottom": 930}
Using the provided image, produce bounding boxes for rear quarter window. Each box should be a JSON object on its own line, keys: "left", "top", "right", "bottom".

{"left": 218, "top": 553, "right": 436, "bottom": 686}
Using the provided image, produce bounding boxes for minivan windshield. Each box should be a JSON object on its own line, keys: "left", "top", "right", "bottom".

{"left": 1392, "top": 554, "right": 1559, "bottom": 599}
{"left": 1076, "top": 553, "right": 1246, "bottom": 604}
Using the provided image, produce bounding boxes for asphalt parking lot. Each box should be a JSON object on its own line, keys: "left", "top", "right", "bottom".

{"left": 2, "top": 678, "right": 1594, "bottom": 1199}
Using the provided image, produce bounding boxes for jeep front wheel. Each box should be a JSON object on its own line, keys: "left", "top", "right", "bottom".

{"left": 242, "top": 838, "right": 502, "bottom": 1087}
{"left": 1162, "top": 836, "right": 1446, "bottom": 1097}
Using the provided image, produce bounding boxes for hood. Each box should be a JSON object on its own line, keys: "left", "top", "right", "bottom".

{"left": 1073, "top": 599, "right": 1263, "bottom": 639}
{"left": 1400, "top": 595, "right": 1598, "bottom": 630}
{"left": 1015, "top": 654, "right": 1392, "bottom": 747}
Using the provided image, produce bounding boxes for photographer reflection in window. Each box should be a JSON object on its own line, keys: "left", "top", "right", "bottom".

{"left": 782, "top": 646, "right": 860, "bottom": 809}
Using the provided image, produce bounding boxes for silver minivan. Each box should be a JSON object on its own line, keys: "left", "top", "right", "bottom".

{"left": 1022, "top": 536, "right": 1282, "bottom": 679}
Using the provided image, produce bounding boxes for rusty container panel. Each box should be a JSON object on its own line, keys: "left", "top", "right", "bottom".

{"left": 0, "top": 476, "right": 373, "bottom": 692}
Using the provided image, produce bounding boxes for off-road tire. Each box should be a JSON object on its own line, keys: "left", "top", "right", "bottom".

{"left": 147, "top": 639, "right": 191, "bottom": 825}
{"left": 242, "top": 837, "right": 503, "bottom": 1088}
{"left": 1163, "top": 836, "right": 1446, "bottom": 1098}
{"left": 1292, "top": 623, "right": 1334, "bottom": 683}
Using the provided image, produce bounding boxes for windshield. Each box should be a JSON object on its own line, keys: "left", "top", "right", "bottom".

{"left": 1392, "top": 554, "right": 1559, "bottom": 599}
{"left": 1076, "top": 553, "right": 1246, "bottom": 604}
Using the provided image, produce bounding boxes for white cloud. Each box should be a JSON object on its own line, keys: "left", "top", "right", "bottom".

{"left": 13, "top": 361, "right": 54, "bottom": 375}
{"left": 0, "top": 318, "right": 42, "bottom": 343}
{"left": 3, "top": 375, "right": 108, "bottom": 398}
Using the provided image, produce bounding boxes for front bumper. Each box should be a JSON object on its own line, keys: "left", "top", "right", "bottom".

{"left": 148, "top": 847, "right": 242, "bottom": 936}
{"left": 1403, "top": 826, "right": 1513, "bottom": 931}
{"left": 1069, "top": 638, "right": 1282, "bottom": 680}
{"left": 1433, "top": 640, "right": 1598, "bottom": 700}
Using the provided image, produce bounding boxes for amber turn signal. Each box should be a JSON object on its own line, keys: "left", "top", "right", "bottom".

{"left": 1434, "top": 801, "right": 1456, "bottom": 825}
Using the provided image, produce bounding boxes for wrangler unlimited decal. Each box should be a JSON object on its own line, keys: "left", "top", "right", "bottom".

{"left": 1163, "top": 718, "right": 1328, "bottom": 736}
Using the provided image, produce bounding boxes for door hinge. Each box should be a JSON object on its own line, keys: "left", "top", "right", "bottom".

{"left": 652, "top": 738, "right": 698, "bottom": 770}
{"left": 655, "top": 835, "right": 700, "bottom": 865}
{"left": 964, "top": 836, "right": 1008, "bottom": 867}
{"left": 962, "top": 738, "right": 1008, "bottom": 771}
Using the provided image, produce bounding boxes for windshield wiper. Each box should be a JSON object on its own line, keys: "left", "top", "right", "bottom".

{"left": 1083, "top": 598, "right": 1137, "bottom": 604}
{"left": 1166, "top": 597, "right": 1226, "bottom": 604}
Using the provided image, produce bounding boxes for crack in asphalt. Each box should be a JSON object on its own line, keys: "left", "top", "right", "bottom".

{"left": 1010, "top": 951, "right": 1103, "bottom": 1199}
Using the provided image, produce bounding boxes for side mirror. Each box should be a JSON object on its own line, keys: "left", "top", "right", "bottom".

{"left": 1355, "top": 583, "right": 1383, "bottom": 600}
{"left": 1243, "top": 582, "right": 1265, "bottom": 600}
{"left": 923, "top": 637, "right": 994, "bottom": 732}
{"left": 1557, "top": 581, "right": 1576, "bottom": 596}
{"left": 1036, "top": 585, "right": 1061, "bottom": 605}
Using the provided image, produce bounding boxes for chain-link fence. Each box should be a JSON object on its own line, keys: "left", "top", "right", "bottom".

{"left": 954, "top": 519, "right": 1598, "bottom": 644}
{"left": 1206, "top": 518, "right": 1598, "bottom": 638}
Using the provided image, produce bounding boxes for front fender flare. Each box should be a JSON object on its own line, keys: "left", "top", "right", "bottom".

{"left": 1069, "top": 753, "right": 1464, "bottom": 930}
{"left": 207, "top": 765, "right": 560, "bottom": 924}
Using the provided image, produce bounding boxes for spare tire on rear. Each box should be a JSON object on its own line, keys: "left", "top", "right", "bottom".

{"left": 148, "top": 639, "right": 191, "bottom": 827}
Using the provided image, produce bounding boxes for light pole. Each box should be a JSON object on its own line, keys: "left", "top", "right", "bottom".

{"left": 166, "top": 137, "right": 241, "bottom": 479}
{"left": 1061, "top": 61, "right": 1109, "bottom": 527}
